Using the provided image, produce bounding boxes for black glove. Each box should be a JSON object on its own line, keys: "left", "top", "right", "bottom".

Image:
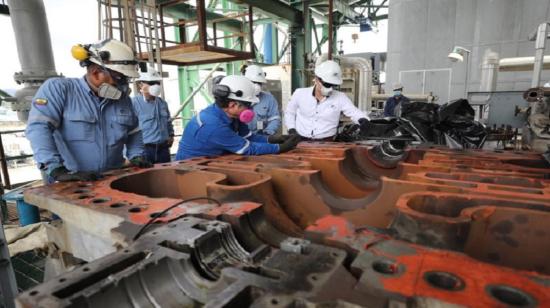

{"left": 50, "top": 166, "right": 100, "bottom": 182}
{"left": 129, "top": 156, "right": 153, "bottom": 168}
{"left": 268, "top": 134, "right": 292, "bottom": 144}
{"left": 358, "top": 118, "right": 371, "bottom": 133}
{"left": 288, "top": 128, "right": 298, "bottom": 135}
{"left": 278, "top": 134, "right": 301, "bottom": 153}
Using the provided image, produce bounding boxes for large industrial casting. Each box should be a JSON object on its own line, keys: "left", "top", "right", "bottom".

{"left": 17, "top": 142, "right": 550, "bottom": 307}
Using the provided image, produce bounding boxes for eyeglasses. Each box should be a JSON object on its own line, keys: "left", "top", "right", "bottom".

{"left": 104, "top": 68, "right": 128, "bottom": 85}
{"left": 318, "top": 79, "right": 337, "bottom": 89}
{"left": 144, "top": 81, "right": 161, "bottom": 86}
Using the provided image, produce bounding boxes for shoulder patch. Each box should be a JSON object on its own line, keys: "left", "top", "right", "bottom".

{"left": 34, "top": 98, "right": 48, "bottom": 105}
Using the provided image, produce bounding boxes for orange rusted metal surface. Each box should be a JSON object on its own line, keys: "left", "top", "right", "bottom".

{"left": 21, "top": 142, "right": 550, "bottom": 306}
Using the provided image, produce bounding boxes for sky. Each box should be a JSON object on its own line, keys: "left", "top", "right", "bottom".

{"left": 0, "top": 0, "right": 388, "bottom": 98}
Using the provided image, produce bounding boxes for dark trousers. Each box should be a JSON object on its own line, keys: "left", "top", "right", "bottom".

{"left": 144, "top": 144, "right": 171, "bottom": 163}
{"left": 299, "top": 135, "right": 335, "bottom": 142}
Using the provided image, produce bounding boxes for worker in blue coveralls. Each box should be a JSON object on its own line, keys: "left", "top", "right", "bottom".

{"left": 383, "top": 83, "right": 410, "bottom": 117}
{"left": 242, "top": 65, "right": 281, "bottom": 135}
{"left": 175, "top": 75, "right": 300, "bottom": 160}
{"left": 26, "top": 39, "right": 151, "bottom": 182}
{"left": 132, "top": 66, "right": 174, "bottom": 164}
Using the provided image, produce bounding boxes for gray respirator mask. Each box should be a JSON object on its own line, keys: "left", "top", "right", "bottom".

{"left": 96, "top": 69, "right": 131, "bottom": 100}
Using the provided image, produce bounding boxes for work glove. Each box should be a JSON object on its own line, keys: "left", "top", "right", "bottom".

{"left": 167, "top": 136, "right": 174, "bottom": 147}
{"left": 288, "top": 128, "right": 299, "bottom": 136}
{"left": 129, "top": 156, "right": 153, "bottom": 168}
{"left": 278, "top": 134, "right": 301, "bottom": 153}
{"left": 268, "top": 134, "right": 292, "bottom": 144}
{"left": 50, "top": 166, "right": 100, "bottom": 182}
{"left": 358, "top": 118, "right": 371, "bottom": 134}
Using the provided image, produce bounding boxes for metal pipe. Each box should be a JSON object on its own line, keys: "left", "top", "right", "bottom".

{"left": 480, "top": 50, "right": 499, "bottom": 92}
{"left": 328, "top": 0, "right": 333, "bottom": 60}
{"left": 371, "top": 93, "right": 436, "bottom": 102}
{"left": 7, "top": 0, "right": 59, "bottom": 122}
{"left": 531, "top": 22, "right": 549, "bottom": 88}
{"left": 499, "top": 56, "right": 550, "bottom": 72}
{"left": 0, "top": 134, "right": 11, "bottom": 189}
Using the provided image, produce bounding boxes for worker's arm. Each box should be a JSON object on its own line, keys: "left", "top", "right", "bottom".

{"left": 211, "top": 125, "right": 279, "bottom": 155}
{"left": 340, "top": 94, "right": 369, "bottom": 123}
{"left": 383, "top": 97, "right": 394, "bottom": 117}
{"left": 263, "top": 93, "right": 281, "bottom": 135}
{"left": 284, "top": 90, "right": 299, "bottom": 131}
{"left": 239, "top": 121, "right": 269, "bottom": 143}
{"left": 25, "top": 79, "right": 66, "bottom": 174}
{"left": 125, "top": 108, "right": 146, "bottom": 160}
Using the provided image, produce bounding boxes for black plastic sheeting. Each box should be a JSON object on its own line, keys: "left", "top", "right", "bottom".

{"left": 337, "top": 99, "right": 487, "bottom": 149}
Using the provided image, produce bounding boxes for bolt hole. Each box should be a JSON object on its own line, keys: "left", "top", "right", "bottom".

{"left": 110, "top": 202, "right": 127, "bottom": 208}
{"left": 372, "top": 260, "right": 399, "bottom": 275}
{"left": 59, "top": 278, "right": 66, "bottom": 282}
{"left": 128, "top": 207, "right": 142, "bottom": 213}
{"left": 331, "top": 252, "right": 339, "bottom": 257}
{"left": 78, "top": 194, "right": 92, "bottom": 199}
{"left": 78, "top": 183, "right": 92, "bottom": 188}
{"left": 311, "top": 275, "right": 318, "bottom": 281}
{"left": 73, "top": 189, "right": 90, "bottom": 194}
{"left": 29, "top": 291, "right": 38, "bottom": 296}
{"left": 83, "top": 267, "right": 90, "bottom": 272}
{"left": 123, "top": 250, "right": 129, "bottom": 253}
{"left": 487, "top": 285, "right": 534, "bottom": 307}
{"left": 271, "top": 298, "right": 279, "bottom": 305}
{"left": 91, "top": 197, "right": 110, "bottom": 204}
{"left": 424, "top": 271, "right": 464, "bottom": 291}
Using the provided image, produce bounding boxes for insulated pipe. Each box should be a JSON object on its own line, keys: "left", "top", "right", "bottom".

{"left": 531, "top": 22, "right": 549, "bottom": 88}
{"left": 480, "top": 50, "right": 499, "bottom": 92}
{"left": 7, "top": 0, "right": 59, "bottom": 122}
{"left": 499, "top": 56, "right": 550, "bottom": 72}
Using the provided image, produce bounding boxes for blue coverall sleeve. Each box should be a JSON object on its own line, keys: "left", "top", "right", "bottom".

{"left": 25, "top": 79, "right": 66, "bottom": 174}
{"left": 263, "top": 94, "right": 281, "bottom": 135}
{"left": 238, "top": 121, "right": 269, "bottom": 143}
{"left": 211, "top": 125, "right": 279, "bottom": 155}
{"left": 125, "top": 108, "right": 145, "bottom": 159}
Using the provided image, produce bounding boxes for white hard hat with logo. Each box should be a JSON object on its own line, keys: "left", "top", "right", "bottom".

{"left": 137, "top": 66, "right": 163, "bottom": 82}
{"left": 314, "top": 60, "right": 343, "bottom": 85}
{"left": 87, "top": 39, "right": 139, "bottom": 78}
{"left": 244, "top": 65, "right": 267, "bottom": 83}
{"left": 218, "top": 75, "right": 259, "bottom": 104}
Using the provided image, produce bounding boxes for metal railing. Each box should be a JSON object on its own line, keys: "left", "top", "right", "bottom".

{"left": 0, "top": 130, "right": 34, "bottom": 190}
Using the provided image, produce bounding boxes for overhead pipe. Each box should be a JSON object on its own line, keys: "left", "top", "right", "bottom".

{"left": 7, "top": 0, "right": 59, "bottom": 122}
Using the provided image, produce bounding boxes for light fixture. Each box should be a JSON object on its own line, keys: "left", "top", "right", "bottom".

{"left": 448, "top": 46, "right": 471, "bottom": 62}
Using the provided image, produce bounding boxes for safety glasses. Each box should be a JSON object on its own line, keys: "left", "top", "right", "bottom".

{"left": 319, "top": 79, "right": 337, "bottom": 89}
{"left": 104, "top": 68, "right": 129, "bottom": 85}
{"left": 144, "top": 81, "right": 161, "bottom": 86}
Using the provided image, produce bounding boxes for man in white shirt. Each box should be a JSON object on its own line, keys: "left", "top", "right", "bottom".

{"left": 284, "top": 60, "right": 370, "bottom": 141}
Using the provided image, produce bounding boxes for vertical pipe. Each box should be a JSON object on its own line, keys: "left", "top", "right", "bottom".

{"left": 196, "top": 0, "right": 208, "bottom": 50}
{"left": 264, "top": 24, "right": 273, "bottom": 64}
{"left": 0, "top": 135, "right": 11, "bottom": 189}
{"left": 159, "top": 4, "right": 166, "bottom": 48}
{"left": 248, "top": 5, "right": 254, "bottom": 56}
{"left": 328, "top": 0, "right": 333, "bottom": 60}
{"left": 532, "top": 23, "right": 549, "bottom": 88}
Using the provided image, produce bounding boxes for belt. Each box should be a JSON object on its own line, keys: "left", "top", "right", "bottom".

{"left": 144, "top": 142, "right": 169, "bottom": 148}
{"left": 299, "top": 136, "right": 335, "bottom": 142}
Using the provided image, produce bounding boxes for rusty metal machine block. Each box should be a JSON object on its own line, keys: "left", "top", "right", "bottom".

{"left": 18, "top": 143, "right": 550, "bottom": 307}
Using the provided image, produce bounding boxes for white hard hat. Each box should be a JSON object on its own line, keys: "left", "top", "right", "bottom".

{"left": 544, "top": 81, "right": 550, "bottom": 88}
{"left": 314, "top": 60, "right": 343, "bottom": 85}
{"left": 393, "top": 83, "right": 404, "bottom": 90}
{"left": 244, "top": 65, "right": 267, "bottom": 83}
{"left": 137, "top": 66, "right": 163, "bottom": 82}
{"left": 88, "top": 39, "right": 139, "bottom": 78}
{"left": 218, "top": 75, "right": 259, "bottom": 104}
